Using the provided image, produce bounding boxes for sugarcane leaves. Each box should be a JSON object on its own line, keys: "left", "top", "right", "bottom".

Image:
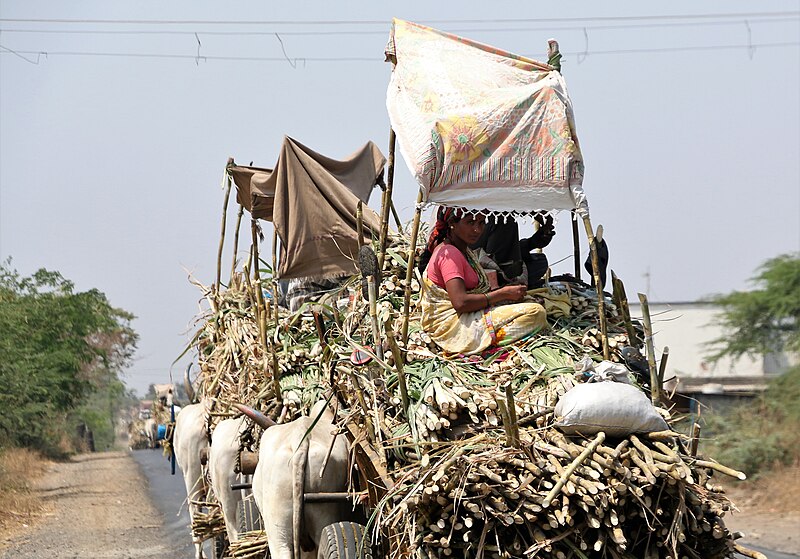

{"left": 384, "top": 248, "right": 409, "bottom": 270}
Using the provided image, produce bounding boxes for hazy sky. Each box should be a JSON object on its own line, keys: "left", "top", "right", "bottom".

{"left": 1, "top": 2, "right": 798, "bottom": 396}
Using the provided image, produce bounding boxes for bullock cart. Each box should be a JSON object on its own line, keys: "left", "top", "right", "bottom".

{"left": 185, "top": 19, "right": 765, "bottom": 559}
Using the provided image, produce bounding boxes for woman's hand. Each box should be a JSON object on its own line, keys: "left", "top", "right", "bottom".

{"left": 444, "top": 280, "right": 527, "bottom": 314}
{"left": 495, "top": 284, "right": 526, "bottom": 303}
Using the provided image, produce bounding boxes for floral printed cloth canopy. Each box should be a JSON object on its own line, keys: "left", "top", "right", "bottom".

{"left": 386, "top": 19, "right": 587, "bottom": 216}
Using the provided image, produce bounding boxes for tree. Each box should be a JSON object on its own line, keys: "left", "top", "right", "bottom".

{"left": 706, "top": 253, "right": 800, "bottom": 363}
{"left": 0, "top": 260, "right": 138, "bottom": 454}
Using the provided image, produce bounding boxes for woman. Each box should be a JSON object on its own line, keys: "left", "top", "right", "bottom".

{"left": 420, "top": 207, "right": 548, "bottom": 355}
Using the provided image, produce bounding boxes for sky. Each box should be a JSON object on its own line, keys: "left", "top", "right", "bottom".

{"left": 1, "top": 2, "right": 798, "bottom": 396}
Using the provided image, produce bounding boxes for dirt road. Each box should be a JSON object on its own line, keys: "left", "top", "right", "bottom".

{"left": 1, "top": 450, "right": 797, "bottom": 558}
{"left": 0, "top": 451, "right": 190, "bottom": 559}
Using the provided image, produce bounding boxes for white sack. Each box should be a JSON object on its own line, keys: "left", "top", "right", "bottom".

{"left": 554, "top": 382, "right": 668, "bottom": 438}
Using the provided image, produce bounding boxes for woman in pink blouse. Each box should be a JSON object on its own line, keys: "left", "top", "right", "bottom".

{"left": 420, "top": 207, "right": 548, "bottom": 355}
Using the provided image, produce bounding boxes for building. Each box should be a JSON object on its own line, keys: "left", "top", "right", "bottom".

{"left": 628, "top": 301, "right": 796, "bottom": 413}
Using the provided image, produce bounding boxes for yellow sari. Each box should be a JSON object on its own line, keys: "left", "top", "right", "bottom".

{"left": 420, "top": 248, "right": 547, "bottom": 355}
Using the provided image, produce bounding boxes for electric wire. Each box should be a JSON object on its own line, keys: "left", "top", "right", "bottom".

{"left": 0, "top": 11, "right": 797, "bottom": 25}
{"left": 0, "top": 16, "right": 797, "bottom": 36}
{"left": 1, "top": 41, "right": 797, "bottom": 65}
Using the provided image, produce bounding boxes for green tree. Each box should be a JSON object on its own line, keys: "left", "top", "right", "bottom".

{"left": 706, "top": 253, "right": 800, "bottom": 363}
{"left": 0, "top": 260, "right": 138, "bottom": 455}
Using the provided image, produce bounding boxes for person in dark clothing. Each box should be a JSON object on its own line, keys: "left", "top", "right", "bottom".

{"left": 472, "top": 213, "right": 555, "bottom": 288}
{"left": 583, "top": 225, "right": 610, "bottom": 289}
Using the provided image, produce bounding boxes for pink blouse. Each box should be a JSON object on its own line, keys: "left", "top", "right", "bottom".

{"left": 426, "top": 244, "right": 480, "bottom": 290}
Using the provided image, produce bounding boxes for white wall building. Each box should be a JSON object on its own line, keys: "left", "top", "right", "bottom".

{"left": 628, "top": 302, "right": 795, "bottom": 403}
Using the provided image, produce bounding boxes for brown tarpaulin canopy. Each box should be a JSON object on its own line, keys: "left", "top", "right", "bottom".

{"left": 228, "top": 137, "right": 385, "bottom": 280}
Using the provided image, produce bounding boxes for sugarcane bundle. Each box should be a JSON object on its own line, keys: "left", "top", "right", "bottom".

{"left": 228, "top": 530, "right": 269, "bottom": 558}
{"left": 189, "top": 500, "right": 227, "bottom": 541}
{"left": 127, "top": 418, "right": 150, "bottom": 450}
{"left": 373, "top": 427, "right": 740, "bottom": 559}
{"left": 191, "top": 273, "right": 269, "bottom": 419}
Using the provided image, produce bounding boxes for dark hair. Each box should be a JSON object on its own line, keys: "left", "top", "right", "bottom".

{"left": 418, "top": 206, "right": 466, "bottom": 272}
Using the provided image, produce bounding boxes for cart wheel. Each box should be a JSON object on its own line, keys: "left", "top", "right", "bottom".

{"left": 212, "top": 534, "right": 228, "bottom": 559}
{"left": 237, "top": 491, "right": 263, "bottom": 533}
{"left": 317, "top": 522, "right": 372, "bottom": 559}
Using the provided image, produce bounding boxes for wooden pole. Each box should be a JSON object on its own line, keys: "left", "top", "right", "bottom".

{"left": 503, "top": 383, "right": 520, "bottom": 447}
{"left": 356, "top": 201, "right": 364, "bottom": 248}
{"left": 272, "top": 228, "right": 279, "bottom": 323}
{"left": 367, "top": 275, "right": 384, "bottom": 364}
{"left": 581, "top": 214, "right": 610, "bottom": 359}
{"left": 571, "top": 211, "right": 581, "bottom": 280}
{"left": 250, "top": 217, "right": 265, "bottom": 342}
{"left": 637, "top": 292, "right": 662, "bottom": 405}
{"left": 401, "top": 190, "right": 424, "bottom": 345}
{"left": 378, "top": 129, "right": 397, "bottom": 270}
{"left": 390, "top": 199, "right": 403, "bottom": 231}
{"left": 611, "top": 270, "right": 640, "bottom": 349}
{"left": 658, "top": 346, "right": 670, "bottom": 395}
{"left": 216, "top": 162, "right": 234, "bottom": 297}
{"left": 384, "top": 319, "right": 410, "bottom": 416}
{"left": 271, "top": 228, "right": 282, "bottom": 401}
{"left": 690, "top": 422, "right": 701, "bottom": 457}
{"left": 229, "top": 204, "right": 244, "bottom": 283}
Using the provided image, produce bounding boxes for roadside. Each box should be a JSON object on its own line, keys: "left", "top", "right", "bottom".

{"left": 724, "top": 466, "right": 800, "bottom": 557}
{"left": 0, "top": 451, "right": 186, "bottom": 559}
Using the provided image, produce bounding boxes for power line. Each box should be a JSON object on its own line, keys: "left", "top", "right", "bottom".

{"left": 0, "top": 11, "right": 797, "bottom": 26}
{"left": 1, "top": 17, "right": 797, "bottom": 37}
{"left": 1, "top": 41, "right": 797, "bottom": 65}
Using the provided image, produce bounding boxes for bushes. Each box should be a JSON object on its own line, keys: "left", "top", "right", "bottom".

{"left": 702, "top": 364, "right": 800, "bottom": 476}
{"left": 0, "top": 447, "right": 49, "bottom": 530}
{"left": 0, "top": 262, "right": 138, "bottom": 456}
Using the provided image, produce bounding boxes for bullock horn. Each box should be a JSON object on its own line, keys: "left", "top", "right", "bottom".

{"left": 232, "top": 403, "right": 276, "bottom": 429}
{"left": 184, "top": 363, "right": 196, "bottom": 404}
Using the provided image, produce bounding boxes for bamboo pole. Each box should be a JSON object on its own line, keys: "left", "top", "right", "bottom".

{"left": 401, "top": 190, "right": 424, "bottom": 344}
{"left": 581, "top": 215, "right": 610, "bottom": 359}
{"left": 250, "top": 217, "right": 264, "bottom": 334}
{"left": 270, "top": 228, "right": 282, "bottom": 402}
{"left": 272, "top": 228, "right": 279, "bottom": 323}
{"left": 229, "top": 204, "right": 244, "bottom": 283}
{"left": 571, "top": 211, "right": 581, "bottom": 280}
{"left": 496, "top": 398, "right": 515, "bottom": 448}
{"left": 356, "top": 201, "right": 364, "bottom": 248}
{"left": 611, "top": 270, "right": 640, "bottom": 350}
{"left": 658, "top": 346, "right": 670, "bottom": 394}
{"left": 367, "top": 274, "right": 384, "bottom": 364}
{"left": 390, "top": 199, "right": 403, "bottom": 231}
{"left": 378, "top": 129, "right": 397, "bottom": 270}
{"left": 503, "top": 383, "right": 520, "bottom": 447}
{"left": 217, "top": 161, "right": 234, "bottom": 297}
{"left": 384, "top": 319, "right": 410, "bottom": 415}
{"left": 690, "top": 422, "right": 701, "bottom": 457}
{"left": 637, "top": 293, "right": 661, "bottom": 405}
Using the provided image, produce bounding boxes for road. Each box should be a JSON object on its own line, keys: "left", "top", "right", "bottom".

{"left": 130, "top": 448, "right": 212, "bottom": 559}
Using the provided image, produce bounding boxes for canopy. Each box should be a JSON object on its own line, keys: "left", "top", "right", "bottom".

{"left": 386, "top": 19, "right": 586, "bottom": 216}
{"left": 229, "top": 137, "right": 385, "bottom": 280}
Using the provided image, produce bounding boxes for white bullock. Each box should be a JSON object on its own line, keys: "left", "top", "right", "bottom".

{"left": 143, "top": 418, "right": 158, "bottom": 449}
{"left": 252, "top": 400, "right": 351, "bottom": 559}
{"left": 173, "top": 401, "right": 211, "bottom": 559}
{"left": 208, "top": 415, "right": 248, "bottom": 543}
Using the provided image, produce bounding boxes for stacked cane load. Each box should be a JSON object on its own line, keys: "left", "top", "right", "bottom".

{"left": 188, "top": 236, "right": 744, "bottom": 559}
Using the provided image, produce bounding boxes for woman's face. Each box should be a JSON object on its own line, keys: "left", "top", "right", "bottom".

{"left": 451, "top": 213, "right": 486, "bottom": 246}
